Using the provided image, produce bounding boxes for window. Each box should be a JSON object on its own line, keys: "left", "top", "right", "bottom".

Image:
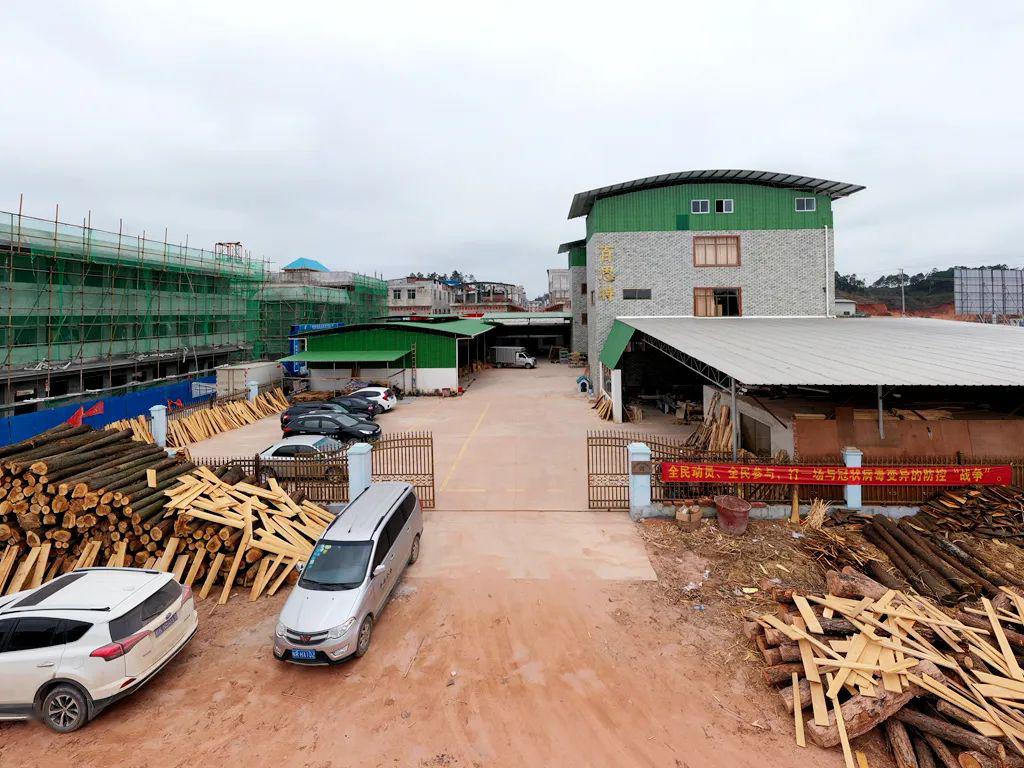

{"left": 581, "top": 312, "right": 588, "bottom": 326}
{"left": 795, "top": 197, "right": 816, "bottom": 212}
{"left": 693, "top": 236, "right": 740, "bottom": 267}
{"left": 392, "top": 290, "right": 401, "bottom": 300}
{"left": 694, "top": 288, "right": 742, "bottom": 317}
{"left": 715, "top": 199, "right": 734, "bottom": 214}
{"left": 273, "top": 445, "right": 299, "bottom": 458}
{"left": 407, "top": 289, "right": 416, "bottom": 300}
{"left": 6, "top": 617, "right": 61, "bottom": 652}
{"left": 691, "top": 199, "right": 710, "bottom": 214}
{"left": 384, "top": 510, "right": 405, "bottom": 546}
{"left": 400, "top": 493, "right": 417, "bottom": 521}
{"left": 300, "top": 540, "right": 374, "bottom": 589}
{"left": 622, "top": 288, "right": 652, "bottom": 300}
{"left": 61, "top": 620, "right": 92, "bottom": 644}
{"left": 590, "top": 290, "right": 595, "bottom": 306}
{"left": 371, "top": 528, "right": 392, "bottom": 570}
{"left": 580, "top": 282, "right": 587, "bottom": 295}
{"left": 0, "top": 618, "right": 15, "bottom": 652}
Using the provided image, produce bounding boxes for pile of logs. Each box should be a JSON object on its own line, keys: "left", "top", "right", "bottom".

{"left": 0, "top": 424, "right": 196, "bottom": 594}
{"left": 920, "top": 487, "right": 1024, "bottom": 538}
{"left": 162, "top": 465, "right": 333, "bottom": 603}
{"left": 685, "top": 391, "right": 733, "bottom": 451}
{"left": 863, "top": 515, "right": 1024, "bottom": 605}
{"left": 166, "top": 389, "right": 289, "bottom": 448}
{"left": 749, "top": 567, "right": 1024, "bottom": 768}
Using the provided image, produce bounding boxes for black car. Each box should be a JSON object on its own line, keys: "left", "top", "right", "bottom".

{"left": 280, "top": 401, "right": 372, "bottom": 427}
{"left": 283, "top": 412, "right": 381, "bottom": 442}
{"left": 329, "top": 396, "right": 380, "bottom": 417}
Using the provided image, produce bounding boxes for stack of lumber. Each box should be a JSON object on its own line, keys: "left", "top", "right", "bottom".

{"left": 289, "top": 391, "right": 333, "bottom": 403}
{"left": 104, "top": 415, "right": 154, "bottom": 443}
{"left": 593, "top": 393, "right": 614, "bottom": 421}
{"left": 748, "top": 567, "right": 1024, "bottom": 768}
{"left": 685, "top": 391, "right": 733, "bottom": 451}
{"left": 162, "top": 465, "right": 334, "bottom": 603}
{"left": 920, "top": 487, "right": 1024, "bottom": 538}
{"left": 166, "top": 388, "right": 289, "bottom": 448}
{"left": 0, "top": 424, "right": 195, "bottom": 594}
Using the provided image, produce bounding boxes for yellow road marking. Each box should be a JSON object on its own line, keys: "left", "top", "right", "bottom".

{"left": 440, "top": 402, "right": 491, "bottom": 491}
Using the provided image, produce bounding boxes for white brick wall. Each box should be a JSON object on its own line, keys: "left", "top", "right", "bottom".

{"left": 570, "top": 265, "right": 588, "bottom": 353}
{"left": 586, "top": 228, "right": 835, "bottom": 366}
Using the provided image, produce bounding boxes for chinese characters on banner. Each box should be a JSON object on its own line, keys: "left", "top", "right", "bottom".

{"left": 659, "top": 461, "right": 1013, "bottom": 486}
{"left": 598, "top": 244, "right": 615, "bottom": 301}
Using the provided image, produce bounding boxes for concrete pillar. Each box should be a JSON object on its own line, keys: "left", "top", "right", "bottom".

{"left": 611, "top": 368, "right": 623, "bottom": 423}
{"left": 842, "top": 446, "right": 864, "bottom": 510}
{"left": 150, "top": 405, "right": 167, "bottom": 448}
{"left": 247, "top": 380, "right": 258, "bottom": 402}
{"left": 347, "top": 442, "right": 373, "bottom": 500}
{"left": 628, "top": 442, "right": 652, "bottom": 515}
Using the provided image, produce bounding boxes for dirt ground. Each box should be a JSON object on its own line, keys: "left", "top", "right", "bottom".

{"left": 1, "top": 366, "right": 856, "bottom": 767}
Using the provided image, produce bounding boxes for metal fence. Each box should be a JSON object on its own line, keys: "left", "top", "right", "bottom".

{"left": 193, "top": 431, "right": 435, "bottom": 508}
{"left": 586, "top": 431, "right": 1024, "bottom": 510}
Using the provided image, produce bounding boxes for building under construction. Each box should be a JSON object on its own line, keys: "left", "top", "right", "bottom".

{"left": 1, "top": 209, "right": 264, "bottom": 408}
{"left": 261, "top": 259, "right": 387, "bottom": 359}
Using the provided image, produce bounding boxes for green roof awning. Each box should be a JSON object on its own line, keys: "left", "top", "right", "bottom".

{"left": 279, "top": 349, "right": 410, "bottom": 363}
{"left": 599, "top": 320, "right": 636, "bottom": 369}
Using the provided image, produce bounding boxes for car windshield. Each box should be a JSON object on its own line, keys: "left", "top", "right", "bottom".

{"left": 314, "top": 437, "right": 345, "bottom": 452}
{"left": 299, "top": 540, "right": 372, "bottom": 591}
{"left": 335, "top": 414, "right": 358, "bottom": 427}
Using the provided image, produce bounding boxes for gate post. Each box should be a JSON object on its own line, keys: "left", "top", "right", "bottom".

{"left": 347, "top": 442, "right": 373, "bottom": 500}
{"left": 247, "top": 380, "right": 258, "bottom": 402}
{"left": 149, "top": 405, "right": 167, "bottom": 448}
{"left": 628, "top": 442, "right": 652, "bottom": 518}
{"left": 842, "top": 446, "right": 863, "bottom": 510}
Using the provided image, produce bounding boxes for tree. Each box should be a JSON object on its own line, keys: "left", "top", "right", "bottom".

{"left": 835, "top": 272, "right": 867, "bottom": 292}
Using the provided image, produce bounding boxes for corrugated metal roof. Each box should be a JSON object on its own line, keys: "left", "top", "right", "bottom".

{"left": 296, "top": 319, "right": 494, "bottom": 339}
{"left": 557, "top": 239, "right": 586, "bottom": 253}
{"left": 611, "top": 316, "right": 1024, "bottom": 386}
{"left": 278, "top": 349, "right": 409, "bottom": 363}
{"left": 568, "top": 169, "right": 866, "bottom": 219}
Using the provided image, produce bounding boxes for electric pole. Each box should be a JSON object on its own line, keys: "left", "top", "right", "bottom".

{"left": 899, "top": 268, "right": 906, "bottom": 316}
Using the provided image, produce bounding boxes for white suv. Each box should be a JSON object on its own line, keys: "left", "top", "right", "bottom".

{"left": 0, "top": 568, "right": 198, "bottom": 732}
{"left": 350, "top": 387, "right": 397, "bottom": 412}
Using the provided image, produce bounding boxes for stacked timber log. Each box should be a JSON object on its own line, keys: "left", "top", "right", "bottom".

{"left": 0, "top": 424, "right": 195, "bottom": 594}
{"left": 104, "top": 415, "right": 154, "bottom": 443}
{"left": 748, "top": 567, "right": 1024, "bottom": 768}
{"left": 684, "top": 391, "right": 733, "bottom": 451}
{"left": 919, "top": 487, "right": 1024, "bottom": 538}
{"left": 160, "top": 465, "right": 334, "bottom": 603}
{"left": 166, "top": 388, "right": 289, "bottom": 448}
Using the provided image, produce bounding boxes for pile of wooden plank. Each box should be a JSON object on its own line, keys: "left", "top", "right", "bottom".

{"left": 104, "top": 415, "right": 154, "bottom": 443}
{"left": 749, "top": 567, "right": 1024, "bottom": 768}
{"left": 166, "top": 388, "right": 289, "bottom": 448}
{"left": 0, "top": 424, "right": 195, "bottom": 594}
{"left": 161, "top": 465, "right": 334, "bottom": 603}
{"left": 685, "top": 391, "right": 733, "bottom": 451}
{"left": 920, "top": 487, "right": 1024, "bottom": 538}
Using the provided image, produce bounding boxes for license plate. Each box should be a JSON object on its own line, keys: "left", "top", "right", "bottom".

{"left": 154, "top": 612, "right": 178, "bottom": 637}
{"left": 291, "top": 649, "right": 316, "bottom": 660}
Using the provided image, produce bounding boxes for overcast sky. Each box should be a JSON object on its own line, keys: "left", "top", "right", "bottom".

{"left": 3, "top": 2, "right": 1022, "bottom": 296}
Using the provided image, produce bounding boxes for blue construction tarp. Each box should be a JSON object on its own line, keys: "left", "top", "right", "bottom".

{"left": 0, "top": 376, "right": 216, "bottom": 446}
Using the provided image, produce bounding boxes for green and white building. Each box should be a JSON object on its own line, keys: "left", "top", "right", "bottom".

{"left": 565, "top": 169, "right": 865, "bottom": 403}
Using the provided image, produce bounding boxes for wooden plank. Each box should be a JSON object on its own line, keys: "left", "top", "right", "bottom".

{"left": 827, "top": 633, "right": 869, "bottom": 698}
{"left": 267, "top": 557, "right": 297, "bottom": 596}
{"left": 29, "top": 542, "right": 51, "bottom": 589}
{"left": 983, "top": 597, "right": 1024, "bottom": 682}
{"left": 0, "top": 546, "right": 19, "bottom": 594}
{"left": 792, "top": 672, "right": 806, "bottom": 747}
{"left": 855, "top": 751, "right": 870, "bottom": 768}
{"left": 155, "top": 537, "right": 180, "bottom": 572}
{"left": 199, "top": 552, "right": 225, "bottom": 600}
{"left": 112, "top": 540, "right": 128, "bottom": 568}
{"left": 218, "top": 532, "right": 251, "bottom": 605}
{"left": 249, "top": 558, "right": 271, "bottom": 601}
{"left": 146, "top": 468, "right": 157, "bottom": 488}
{"left": 6, "top": 547, "right": 40, "bottom": 594}
{"left": 794, "top": 595, "right": 824, "bottom": 635}
{"left": 878, "top": 647, "right": 902, "bottom": 694}
{"left": 184, "top": 549, "right": 206, "bottom": 588}
{"left": 181, "top": 509, "right": 245, "bottom": 528}
{"left": 82, "top": 541, "right": 102, "bottom": 569}
{"left": 171, "top": 554, "right": 190, "bottom": 582}
{"left": 827, "top": 673, "right": 856, "bottom": 768}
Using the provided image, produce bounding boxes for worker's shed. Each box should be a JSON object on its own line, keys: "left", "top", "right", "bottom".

{"left": 598, "top": 316, "right": 1024, "bottom": 458}
{"left": 281, "top": 317, "right": 493, "bottom": 393}
{"left": 835, "top": 298, "right": 857, "bottom": 316}
{"left": 482, "top": 312, "right": 572, "bottom": 354}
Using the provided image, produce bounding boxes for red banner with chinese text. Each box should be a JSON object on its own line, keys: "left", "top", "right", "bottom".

{"left": 660, "top": 462, "right": 1012, "bottom": 486}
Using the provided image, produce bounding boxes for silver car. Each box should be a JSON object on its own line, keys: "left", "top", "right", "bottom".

{"left": 273, "top": 482, "right": 423, "bottom": 664}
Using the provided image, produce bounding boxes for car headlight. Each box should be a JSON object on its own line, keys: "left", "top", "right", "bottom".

{"left": 275, "top": 621, "right": 286, "bottom": 639}
{"left": 327, "top": 618, "right": 357, "bottom": 640}
{"left": 360, "top": 429, "right": 375, "bottom": 435}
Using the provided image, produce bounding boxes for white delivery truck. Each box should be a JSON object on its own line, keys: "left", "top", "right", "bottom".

{"left": 491, "top": 346, "right": 537, "bottom": 369}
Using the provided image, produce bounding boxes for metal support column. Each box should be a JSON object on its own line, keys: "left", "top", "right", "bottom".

{"left": 877, "top": 384, "right": 885, "bottom": 439}
{"left": 730, "top": 378, "right": 739, "bottom": 461}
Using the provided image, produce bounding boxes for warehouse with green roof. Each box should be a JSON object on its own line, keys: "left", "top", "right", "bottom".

{"left": 282, "top": 316, "right": 493, "bottom": 393}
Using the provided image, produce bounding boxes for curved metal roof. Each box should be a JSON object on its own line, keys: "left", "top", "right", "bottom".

{"left": 557, "top": 239, "right": 586, "bottom": 253}
{"left": 568, "top": 169, "right": 866, "bottom": 219}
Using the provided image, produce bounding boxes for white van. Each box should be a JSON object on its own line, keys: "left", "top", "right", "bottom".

{"left": 273, "top": 482, "right": 423, "bottom": 664}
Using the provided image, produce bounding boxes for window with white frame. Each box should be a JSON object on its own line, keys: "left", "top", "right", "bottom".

{"left": 715, "top": 199, "right": 734, "bottom": 214}
{"left": 795, "top": 197, "right": 817, "bottom": 212}
{"left": 690, "top": 199, "right": 710, "bottom": 214}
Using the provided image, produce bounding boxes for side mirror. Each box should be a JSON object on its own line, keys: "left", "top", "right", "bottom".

{"left": 372, "top": 564, "right": 386, "bottom": 578}
{"left": 295, "top": 562, "right": 305, "bottom": 574}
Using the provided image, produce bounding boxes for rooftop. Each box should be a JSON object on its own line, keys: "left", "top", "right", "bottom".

{"left": 327, "top": 482, "right": 410, "bottom": 539}
{"left": 282, "top": 257, "right": 329, "bottom": 271}
{"left": 568, "top": 169, "right": 866, "bottom": 219}
{"left": 604, "top": 316, "right": 1024, "bottom": 387}
{"left": 297, "top": 317, "right": 494, "bottom": 339}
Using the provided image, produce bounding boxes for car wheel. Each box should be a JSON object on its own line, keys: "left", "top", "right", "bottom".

{"left": 355, "top": 615, "right": 373, "bottom": 657}
{"left": 409, "top": 533, "right": 421, "bottom": 565}
{"left": 41, "top": 684, "right": 89, "bottom": 733}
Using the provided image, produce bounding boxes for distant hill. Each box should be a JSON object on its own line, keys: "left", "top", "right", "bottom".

{"left": 835, "top": 266, "right": 1010, "bottom": 314}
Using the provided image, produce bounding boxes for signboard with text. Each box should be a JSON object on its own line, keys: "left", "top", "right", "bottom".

{"left": 660, "top": 462, "right": 1013, "bottom": 486}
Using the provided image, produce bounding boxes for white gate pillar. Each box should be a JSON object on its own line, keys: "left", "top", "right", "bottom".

{"left": 347, "top": 442, "right": 373, "bottom": 499}
{"left": 628, "top": 442, "right": 652, "bottom": 516}
{"left": 149, "top": 405, "right": 167, "bottom": 448}
{"left": 842, "top": 446, "right": 864, "bottom": 510}
{"left": 247, "top": 380, "right": 258, "bottom": 402}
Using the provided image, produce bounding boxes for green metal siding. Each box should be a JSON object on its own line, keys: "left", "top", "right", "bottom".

{"left": 585, "top": 184, "right": 834, "bottom": 236}
{"left": 567, "top": 245, "right": 587, "bottom": 267}
{"left": 307, "top": 328, "right": 456, "bottom": 368}
{"left": 599, "top": 320, "right": 635, "bottom": 369}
